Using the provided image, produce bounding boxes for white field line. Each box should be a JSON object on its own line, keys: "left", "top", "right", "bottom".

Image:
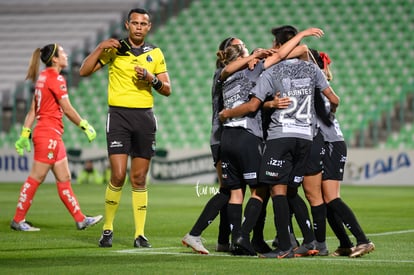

{"left": 114, "top": 229, "right": 414, "bottom": 263}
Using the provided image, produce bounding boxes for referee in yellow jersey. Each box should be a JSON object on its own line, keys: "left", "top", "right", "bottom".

{"left": 80, "top": 8, "right": 171, "bottom": 248}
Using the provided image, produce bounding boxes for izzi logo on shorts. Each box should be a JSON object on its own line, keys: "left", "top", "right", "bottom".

{"left": 267, "top": 158, "right": 284, "bottom": 167}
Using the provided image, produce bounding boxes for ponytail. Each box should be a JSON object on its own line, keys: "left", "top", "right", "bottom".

{"left": 216, "top": 44, "right": 244, "bottom": 66}
{"left": 216, "top": 50, "right": 226, "bottom": 66}
{"left": 25, "top": 48, "right": 41, "bottom": 82}
{"left": 25, "top": 43, "right": 59, "bottom": 82}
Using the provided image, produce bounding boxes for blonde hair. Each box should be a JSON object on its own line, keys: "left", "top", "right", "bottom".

{"left": 25, "top": 43, "right": 59, "bottom": 82}
{"left": 25, "top": 48, "right": 41, "bottom": 82}
{"left": 216, "top": 44, "right": 244, "bottom": 66}
{"left": 323, "top": 65, "right": 333, "bottom": 81}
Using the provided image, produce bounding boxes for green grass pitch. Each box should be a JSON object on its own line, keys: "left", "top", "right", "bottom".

{"left": 1, "top": 182, "right": 413, "bottom": 274}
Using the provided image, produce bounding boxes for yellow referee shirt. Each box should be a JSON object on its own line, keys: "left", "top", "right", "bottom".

{"left": 99, "top": 40, "right": 167, "bottom": 108}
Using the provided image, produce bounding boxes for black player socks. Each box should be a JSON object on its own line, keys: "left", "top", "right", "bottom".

{"left": 288, "top": 193, "right": 315, "bottom": 244}
{"left": 327, "top": 198, "right": 370, "bottom": 244}
{"left": 227, "top": 203, "right": 243, "bottom": 243}
{"left": 326, "top": 204, "right": 354, "bottom": 248}
{"left": 241, "top": 197, "right": 262, "bottom": 238}
{"left": 272, "top": 195, "right": 291, "bottom": 250}
{"left": 311, "top": 203, "right": 327, "bottom": 243}
{"left": 217, "top": 187, "right": 231, "bottom": 245}
{"left": 190, "top": 191, "right": 229, "bottom": 236}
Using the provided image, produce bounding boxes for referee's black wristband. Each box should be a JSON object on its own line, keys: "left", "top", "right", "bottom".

{"left": 151, "top": 77, "right": 163, "bottom": 90}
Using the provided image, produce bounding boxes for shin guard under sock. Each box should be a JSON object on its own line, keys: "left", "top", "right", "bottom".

{"left": 326, "top": 204, "right": 354, "bottom": 248}
{"left": 328, "top": 198, "right": 370, "bottom": 244}
{"left": 190, "top": 191, "right": 229, "bottom": 236}
{"left": 311, "top": 203, "right": 327, "bottom": 243}
{"left": 13, "top": 177, "right": 41, "bottom": 222}
{"left": 272, "top": 195, "right": 291, "bottom": 250}
{"left": 57, "top": 181, "right": 84, "bottom": 222}
{"left": 288, "top": 193, "right": 315, "bottom": 244}
{"left": 132, "top": 188, "right": 148, "bottom": 238}
{"left": 227, "top": 203, "right": 242, "bottom": 243}
{"left": 241, "top": 197, "right": 262, "bottom": 238}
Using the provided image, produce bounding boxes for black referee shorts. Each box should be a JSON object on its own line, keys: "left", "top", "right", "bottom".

{"left": 106, "top": 106, "right": 156, "bottom": 159}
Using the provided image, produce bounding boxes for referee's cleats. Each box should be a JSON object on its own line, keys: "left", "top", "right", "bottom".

{"left": 10, "top": 220, "right": 40, "bottom": 231}
{"left": 349, "top": 241, "right": 375, "bottom": 258}
{"left": 134, "top": 235, "right": 152, "bottom": 248}
{"left": 182, "top": 233, "right": 209, "bottom": 254}
{"left": 99, "top": 230, "right": 113, "bottom": 247}
{"left": 76, "top": 215, "right": 103, "bottom": 230}
{"left": 259, "top": 247, "right": 294, "bottom": 259}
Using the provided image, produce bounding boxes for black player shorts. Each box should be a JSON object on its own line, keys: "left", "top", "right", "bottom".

{"left": 210, "top": 144, "right": 221, "bottom": 167}
{"left": 305, "top": 129, "right": 325, "bottom": 176}
{"left": 322, "top": 141, "right": 347, "bottom": 181}
{"left": 106, "top": 106, "right": 156, "bottom": 159}
{"left": 220, "top": 127, "right": 263, "bottom": 190}
{"left": 259, "top": 137, "right": 312, "bottom": 188}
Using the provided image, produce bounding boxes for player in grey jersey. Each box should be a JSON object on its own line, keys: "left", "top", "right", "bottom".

{"left": 302, "top": 49, "right": 375, "bottom": 258}
{"left": 218, "top": 27, "right": 325, "bottom": 256}
{"left": 219, "top": 25, "right": 339, "bottom": 258}
{"left": 183, "top": 37, "right": 274, "bottom": 254}
{"left": 218, "top": 44, "right": 273, "bottom": 256}
{"left": 182, "top": 37, "right": 247, "bottom": 255}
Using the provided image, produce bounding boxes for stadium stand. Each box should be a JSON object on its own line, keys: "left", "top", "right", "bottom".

{"left": 0, "top": 0, "right": 190, "bottom": 148}
{"left": 149, "top": 0, "right": 414, "bottom": 149}
{"left": 1, "top": 0, "right": 413, "bottom": 151}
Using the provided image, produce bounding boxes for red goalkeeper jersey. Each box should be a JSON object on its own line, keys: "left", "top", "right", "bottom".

{"left": 33, "top": 67, "right": 68, "bottom": 135}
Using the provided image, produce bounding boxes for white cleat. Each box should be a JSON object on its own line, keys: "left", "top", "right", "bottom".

{"left": 182, "top": 233, "right": 209, "bottom": 254}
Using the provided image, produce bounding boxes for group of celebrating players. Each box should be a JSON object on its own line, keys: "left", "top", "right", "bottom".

{"left": 182, "top": 25, "right": 375, "bottom": 259}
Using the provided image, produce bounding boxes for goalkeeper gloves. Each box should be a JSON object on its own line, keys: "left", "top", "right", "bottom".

{"left": 78, "top": 119, "right": 97, "bottom": 142}
{"left": 15, "top": 127, "right": 31, "bottom": 156}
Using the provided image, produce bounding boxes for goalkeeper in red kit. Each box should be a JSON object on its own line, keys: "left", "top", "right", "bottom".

{"left": 10, "top": 43, "right": 103, "bottom": 231}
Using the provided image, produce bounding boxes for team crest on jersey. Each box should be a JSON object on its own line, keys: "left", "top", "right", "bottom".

{"left": 60, "top": 84, "right": 67, "bottom": 91}
{"left": 282, "top": 78, "right": 291, "bottom": 90}
{"left": 146, "top": 55, "right": 153, "bottom": 62}
{"left": 48, "top": 151, "right": 54, "bottom": 160}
